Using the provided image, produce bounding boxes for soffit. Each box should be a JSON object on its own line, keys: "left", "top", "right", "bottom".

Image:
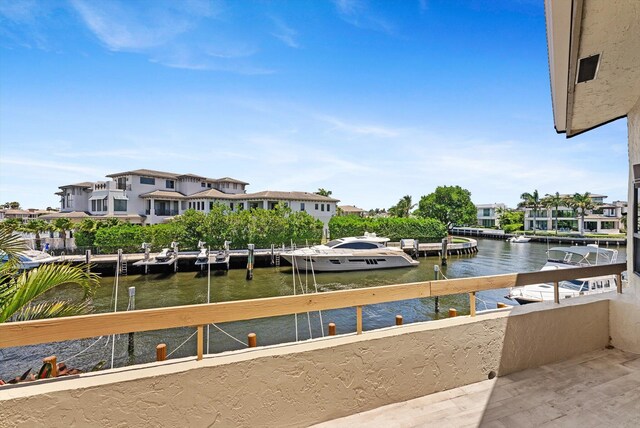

{"left": 568, "top": 0, "right": 640, "bottom": 135}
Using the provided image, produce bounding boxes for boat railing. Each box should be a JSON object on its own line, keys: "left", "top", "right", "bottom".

{"left": 0, "top": 263, "right": 626, "bottom": 365}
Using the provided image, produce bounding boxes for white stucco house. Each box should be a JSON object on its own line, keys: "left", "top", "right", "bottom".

{"left": 475, "top": 203, "right": 506, "bottom": 228}
{"left": 49, "top": 169, "right": 339, "bottom": 226}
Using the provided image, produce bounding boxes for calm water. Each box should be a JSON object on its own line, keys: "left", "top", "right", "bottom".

{"left": 0, "top": 238, "right": 626, "bottom": 380}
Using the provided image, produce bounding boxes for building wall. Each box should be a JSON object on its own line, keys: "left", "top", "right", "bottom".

{"left": 611, "top": 97, "right": 640, "bottom": 353}
{"left": 0, "top": 298, "right": 609, "bottom": 427}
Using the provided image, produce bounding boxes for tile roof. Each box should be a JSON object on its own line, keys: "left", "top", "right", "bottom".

{"left": 243, "top": 191, "right": 339, "bottom": 202}
{"left": 188, "top": 188, "right": 234, "bottom": 199}
{"left": 106, "top": 169, "right": 181, "bottom": 179}
{"left": 139, "top": 190, "right": 187, "bottom": 199}
{"left": 215, "top": 177, "right": 249, "bottom": 185}
{"left": 58, "top": 182, "right": 94, "bottom": 189}
{"left": 339, "top": 205, "right": 365, "bottom": 212}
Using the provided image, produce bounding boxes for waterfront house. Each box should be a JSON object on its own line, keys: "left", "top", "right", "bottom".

{"left": 475, "top": 203, "right": 506, "bottom": 228}
{"left": 521, "top": 194, "right": 626, "bottom": 233}
{"left": 52, "top": 169, "right": 339, "bottom": 227}
{"left": 338, "top": 205, "right": 367, "bottom": 217}
{"left": 2, "top": 1, "right": 640, "bottom": 426}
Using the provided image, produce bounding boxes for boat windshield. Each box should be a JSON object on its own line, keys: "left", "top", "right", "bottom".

{"left": 326, "top": 239, "right": 344, "bottom": 248}
{"left": 562, "top": 279, "right": 588, "bottom": 292}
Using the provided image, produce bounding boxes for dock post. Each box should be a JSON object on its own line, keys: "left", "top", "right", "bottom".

{"left": 414, "top": 239, "right": 420, "bottom": 259}
{"left": 248, "top": 333, "right": 257, "bottom": 347}
{"left": 156, "top": 344, "right": 167, "bottom": 361}
{"left": 449, "top": 308, "right": 458, "bottom": 317}
{"left": 246, "top": 244, "right": 254, "bottom": 280}
{"left": 127, "top": 286, "right": 136, "bottom": 359}
{"left": 433, "top": 265, "right": 440, "bottom": 313}
{"left": 328, "top": 323, "right": 336, "bottom": 336}
{"left": 395, "top": 315, "right": 403, "bottom": 325}
{"left": 270, "top": 244, "right": 275, "bottom": 266}
{"left": 173, "top": 243, "right": 179, "bottom": 273}
{"left": 85, "top": 249, "right": 91, "bottom": 274}
{"left": 441, "top": 238, "right": 448, "bottom": 266}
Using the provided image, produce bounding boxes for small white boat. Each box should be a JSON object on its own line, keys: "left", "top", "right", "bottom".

{"left": 508, "top": 235, "right": 531, "bottom": 243}
{"left": 507, "top": 245, "right": 619, "bottom": 304}
{"left": 281, "top": 233, "right": 419, "bottom": 272}
{"left": 0, "top": 249, "right": 59, "bottom": 270}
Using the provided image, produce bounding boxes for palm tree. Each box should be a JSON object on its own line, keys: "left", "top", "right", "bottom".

{"left": 315, "top": 188, "right": 332, "bottom": 197}
{"left": 389, "top": 195, "right": 416, "bottom": 218}
{"left": 542, "top": 192, "right": 566, "bottom": 235}
{"left": 20, "top": 219, "right": 50, "bottom": 251}
{"left": 0, "top": 229, "right": 98, "bottom": 323}
{"left": 570, "top": 192, "right": 596, "bottom": 236}
{"left": 518, "top": 190, "right": 541, "bottom": 235}
{"left": 52, "top": 218, "right": 73, "bottom": 250}
{"left": 0, "top": 218, "right": 23, "bottom": 233}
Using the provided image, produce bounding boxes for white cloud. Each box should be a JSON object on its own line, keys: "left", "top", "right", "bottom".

{"left": 332, "top": 0, "right": 395, "bottom": 34}
{"left": 317, "top": 115, "right": 402, "bottom": 138}
{"left": 271, "top": 16, "right": 300, "bottom": 48}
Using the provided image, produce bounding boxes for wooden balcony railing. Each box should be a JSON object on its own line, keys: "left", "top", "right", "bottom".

{"left": 0, "top": 263, "right": 626, "bottom": 361}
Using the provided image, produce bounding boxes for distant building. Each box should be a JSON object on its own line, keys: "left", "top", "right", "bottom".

{"left": 0, "top": 208, "right": 57, "bottom": 222}
{"left": 47, "top": 169, "right": 339, "bottom": 226}
{"left": 521, "top": 194, "right": 626, "bottom": 234}
{"left": 338, "top": 205, "right": 366, "bottom": 217}
{"left": 475, "top": 203, "right": 506, "bottom": 228}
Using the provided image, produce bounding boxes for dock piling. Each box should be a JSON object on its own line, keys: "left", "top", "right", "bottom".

{"left": 127, "top": 286, "right": 136, "bottom": 359}
{"left": 85, "top": 250, "right": 91, "bottom": 273}
{"left": 328, "top": 323, "right": 336, "bottom": 336}
{"left": 248, "top": 333, "right": 257, "bottom": 347}
{"left": 246, "top": 244, "right": 255, "bottom": 280}
{"left": 441, "top": 238, "right": 448, "bottom": 266}
{"left": 449, "top": 308, "right": 458, "bottom": 317}
{"left": 395, "top": 315, "right": 403, "bottom": 326}
{"left": 156, "top": 344, "right": 167, "bottom": 361}
{"left": 433, "top": 265, "right": 440, "bottom": 313}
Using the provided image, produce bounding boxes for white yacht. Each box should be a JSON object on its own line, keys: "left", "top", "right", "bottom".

{"left": 508, "top": 235, "right": 531, "bottom": 243}
{"left": 0, "top": 249, "right": 59, "bottom": 270}
{"left": 507, "top": 245, "right": 619, "bottom": 304}
{"left": 280, "top": 234, "right": 419, "bottom": 272}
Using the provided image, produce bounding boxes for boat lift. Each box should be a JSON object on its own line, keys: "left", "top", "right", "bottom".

{"left": 133, "top": 241, "right": 180, "bottom": 273}
{"left": 194, "top": 241, "right": 231, "bottom": 271}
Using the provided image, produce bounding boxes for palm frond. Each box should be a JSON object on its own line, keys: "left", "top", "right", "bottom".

{"left": 9, "top": 299, "right": 92, "bottom": 322}
{"left": 0, "top": 229, "right": 28, "bottom": 273}
{"left": 0, "top": 263, "right": 99, "bottom": 323}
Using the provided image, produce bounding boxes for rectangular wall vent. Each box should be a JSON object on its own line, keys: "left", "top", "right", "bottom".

{"left": 576, "top": 54, "right": 600, "bottom": 83}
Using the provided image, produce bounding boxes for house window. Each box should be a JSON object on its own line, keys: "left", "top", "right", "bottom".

{"left": 166, "top": 180, "right": 175, "bottom": 189}
{"left": 300, "top": 203, "right": 305, "bottom": 212}
{"left": 315, "top": 203, "right": 319, "bottom": 210}
{"left": 91, "top": 200, "right": 96, "bottom": 211}
{"left": 321, "top": 204, "right": 325, "bottom": 212}
{"left": 201, "top": 182, "right": 206, "bottom": 188}
{"left": 209, "top": 202, "right": 214, "bottom": 210}
{"left": 233, "top": 183, "right": 238, "bottom": 189}
{"left": 230, "top": 202, "right": 234, "bottom": 211}
{"left": 114, "top": 199, "right": 127, "bottom": 212}
{"left": 207, "top": 183, "right": 212, "bottom": 188}
{"left": 140, "top": 177, "right": 155, "bottom": 185}
{"left": 483, "top": 208, "right": 491, "bottom": 216}
{"left": 238, "top": 203, "right": 244, "bottom": 211}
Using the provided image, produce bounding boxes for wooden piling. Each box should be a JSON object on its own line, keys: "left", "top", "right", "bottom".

{"left": 43, "top": 356, "right": 57, "bottom": 377}
{"left": 449, "top": 308, "right": 457, "bottom": 317}
{"left": 469, "top": 292, "right": 476, "bottom": 317}
{"left": 156, "top": 344, "right": 167, "bottom": 361}
{"left": 553, "top": 280, "right": 560, "bottom": 304}
{"left": 197, "top": 325, "right": 204, "bottom": 360}
{"left": 616, "top": 273, "right": 623, "bottom": 294}
{"left": 395, "top": 315, "right": 403, "bottom": 325}
{"left": 248, "top": 333, "right": 257, "bottom": 347}
{"left": 246, "top": 244, "right": 255, "bottom": 280}
{"left": 441, "top": 238, "right": 448, "bottom": 266}
{"left": 356, "top": 306, "right": 363, "bottom": 334}
{"left": 328, "top": 323, "right": 336, "bottom": 336}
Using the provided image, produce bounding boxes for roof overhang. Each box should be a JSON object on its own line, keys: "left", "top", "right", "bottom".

{"left": 545, "top": 0, "right": 640, "bottom": 137}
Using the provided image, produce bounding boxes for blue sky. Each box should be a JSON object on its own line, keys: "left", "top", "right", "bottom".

{"left": 0, "top": 0, "right": 629, "bottom": 210}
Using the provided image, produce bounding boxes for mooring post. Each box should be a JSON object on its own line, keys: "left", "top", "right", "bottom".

{"left": 43, "top": 356, "right": 58, "bottom": 378}
{"left": 449, "top": 308, "right": 458, "bottom": 317}
{"left": 173, "top": 243, "right": 179, "bottom": 273}
{"left": 328, "top": 323, "right": 336, "bottom": 336}
{"left": 434, "top": 265, "right": 440, "bottom": 313}
{"left": 248, "top": 333, "right": 257, "bottom": 348}
{"left": 127, "top": 286, "right": 136, "bottom": 359}
{"left": 246, "top": 244, "right": 254, "bottom": 280}
{"left": 85, "top": 249, "right": 91, "bottom": 274}
{"left": 441, "top": 238, "right": 448, "bottom": 266}
{"left": 395, "top": 315, "right": 403, "bottom": 326}
{"left": 270, "top": 244, "right": 275, "bottom": 266}
{"left": 156, "top": 344, "right": 167, "bottom": 361}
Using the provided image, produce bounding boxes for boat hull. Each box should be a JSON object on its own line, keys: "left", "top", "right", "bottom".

{"left": 280, "top": 253, "right": 419, "bottom": 272}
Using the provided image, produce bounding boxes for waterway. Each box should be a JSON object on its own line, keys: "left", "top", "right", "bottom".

{"left": 0, "top": 238, "right": 626, "bottom": 380}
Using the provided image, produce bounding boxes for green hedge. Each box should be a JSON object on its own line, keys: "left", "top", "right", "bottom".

{"left": 92, "top": 205, "right": 324, "bottom": 252}
{"left": 329, "top": 215, "right": 447, "bottom": 242}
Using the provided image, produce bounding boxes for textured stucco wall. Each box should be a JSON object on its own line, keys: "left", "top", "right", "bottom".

{"left": 0, "top": 299, "right": 609, "bottom": 428}
{"left": 611, "top": 96, "right": 640, "bottom": 353}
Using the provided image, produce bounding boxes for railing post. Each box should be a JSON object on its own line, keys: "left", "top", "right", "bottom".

{"left": 617, "top": 273, "right": 623, "bottom": 294}
{"left": 553, "top": 280, "right": 560, "bottom": 304}
{"left": 356, "top": 306, "right": 363, "bottom": 334}
{"left": 197, "top": 325, "right": 204, "bottom": 361}
{"left": 469, "top": 292, "right": 476, "bottom": 317}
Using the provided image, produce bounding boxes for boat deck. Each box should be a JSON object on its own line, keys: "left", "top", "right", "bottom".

{"left": 314, "top": 347, "right": 640, "bottom": 427}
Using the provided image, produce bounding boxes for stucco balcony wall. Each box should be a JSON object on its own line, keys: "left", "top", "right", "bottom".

{"left": 0, "top": 296, "right": 611, "bottom": 427}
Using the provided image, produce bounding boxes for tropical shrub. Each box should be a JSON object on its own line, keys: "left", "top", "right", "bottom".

{"left": 329, "top": 215, "right": 447, "bottom": 242}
